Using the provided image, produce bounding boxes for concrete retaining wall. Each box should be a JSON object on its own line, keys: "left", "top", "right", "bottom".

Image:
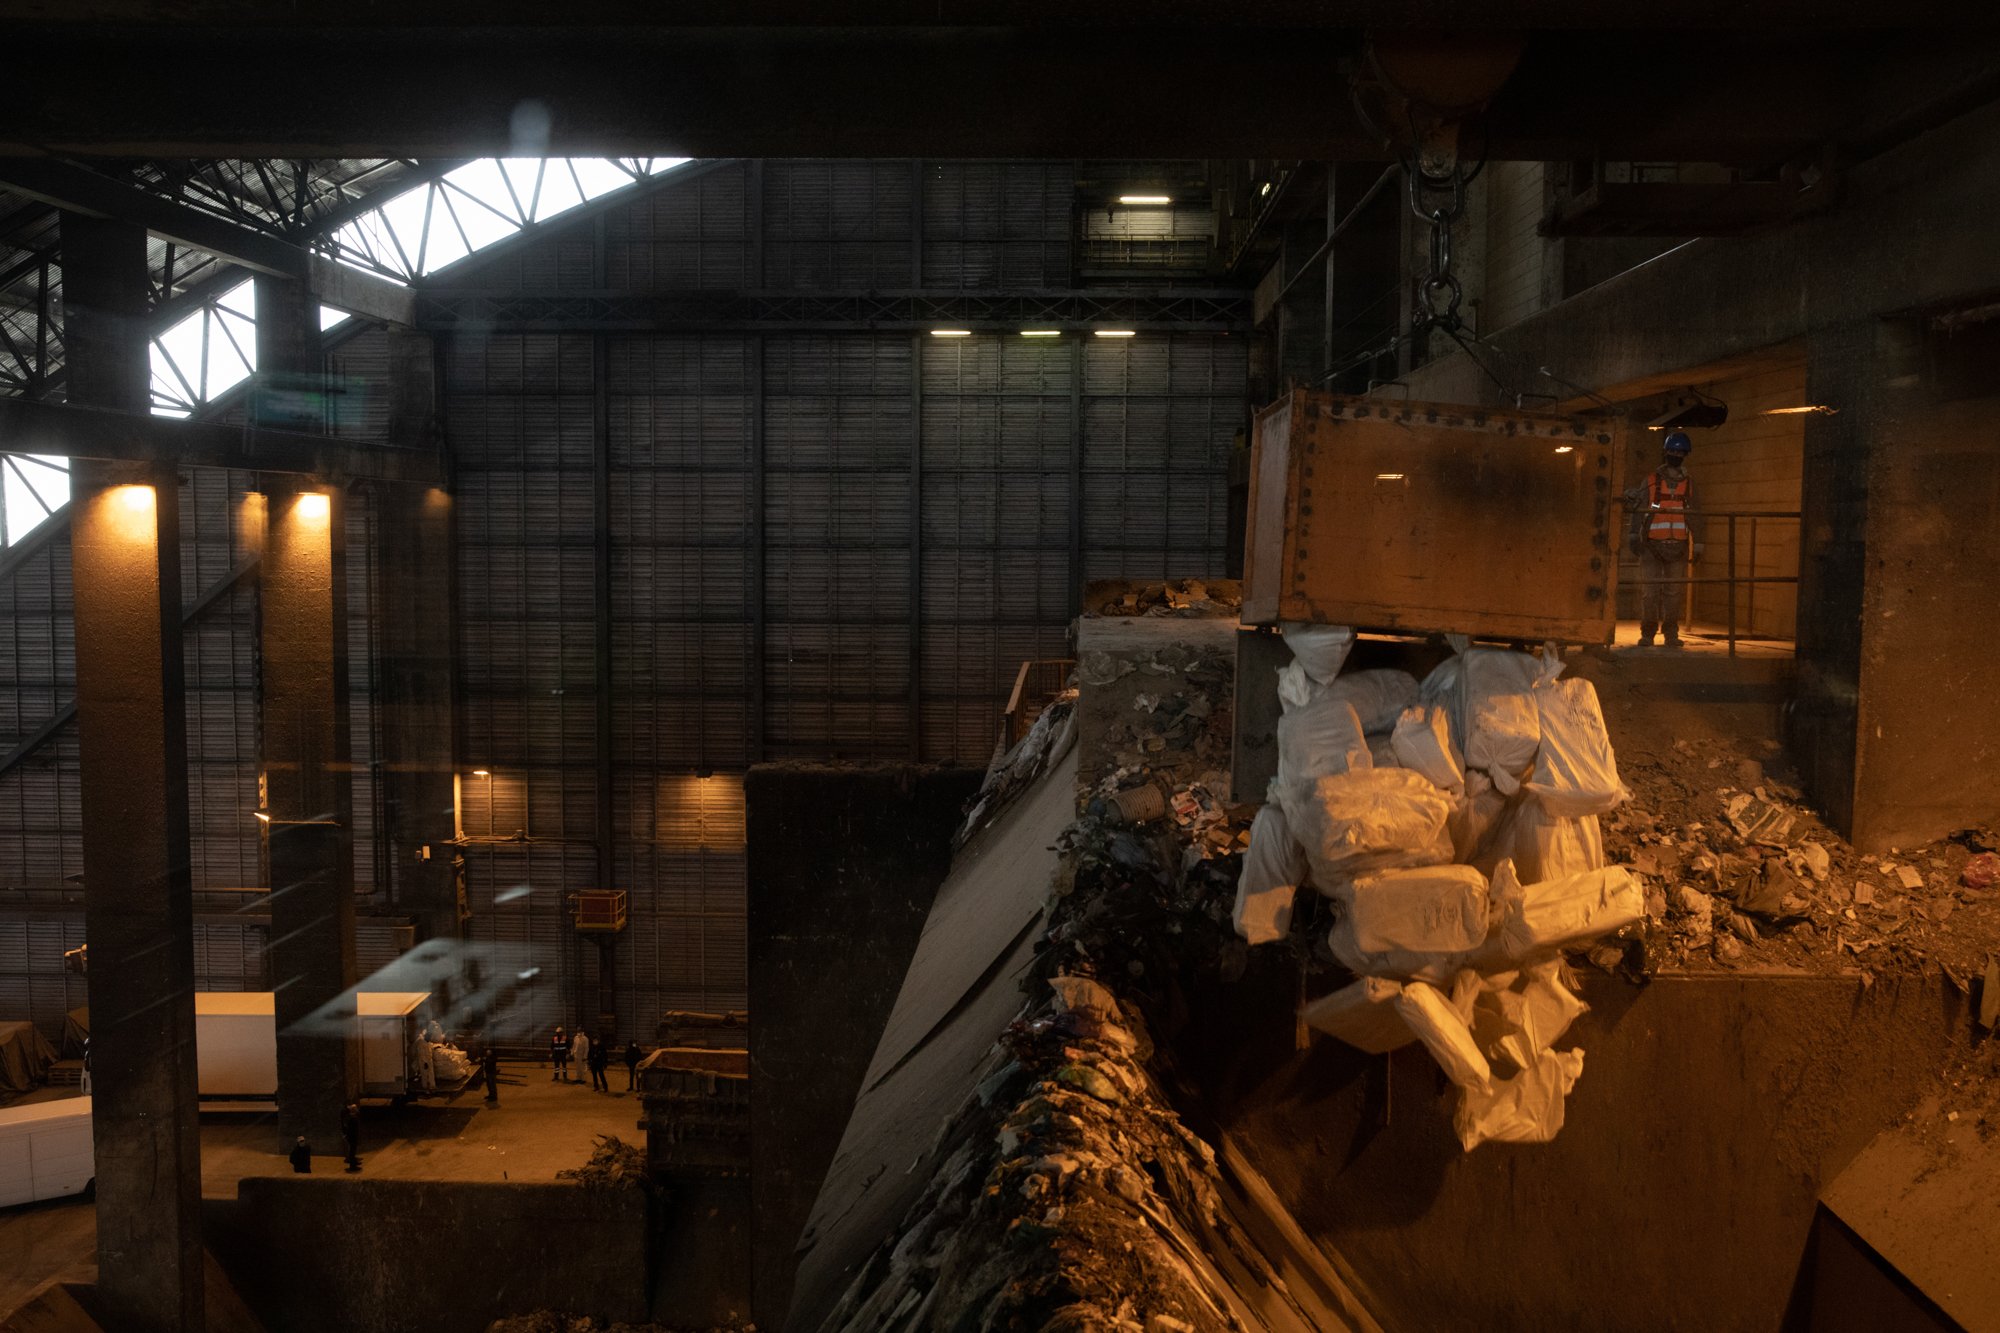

{"left": 205, "top": 1179, "right": 649, "bottom": 1333}
{"left": 1179, "top": 964, "right": 1964, "bottom": 1332}
{"left": 744, "top": 761, "right": 983, "bottom": 1330}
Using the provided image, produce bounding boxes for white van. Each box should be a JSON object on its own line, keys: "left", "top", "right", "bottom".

{"left": 0, "top": 1096, "right": 93, "bottom": 1207}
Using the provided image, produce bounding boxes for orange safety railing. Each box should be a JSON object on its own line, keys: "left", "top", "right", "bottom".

{"left": 1003, "top": 658, "right": 1075, "bottom": 749}
{"left": 570, "top": 889, "right": 628, "bottom": 932}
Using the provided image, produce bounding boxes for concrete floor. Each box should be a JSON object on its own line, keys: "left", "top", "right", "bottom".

{"left": 1612, "top": 617, "right": 1793, "bottom": 658}
{"left": 0, "top": 1060, "right": 646, "bottom": 1315}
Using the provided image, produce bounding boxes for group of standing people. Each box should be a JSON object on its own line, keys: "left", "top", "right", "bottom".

{"left": 548, "top": 1025, "right": 644, "bottom": 1091}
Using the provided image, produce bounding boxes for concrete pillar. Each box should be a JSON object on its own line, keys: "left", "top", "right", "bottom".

{"left": 1794, "top": 315, "right": 2000, "bottom": 850}
{"left": 255, "top": 276, "right": 359, "bottom": 1147}
{"left": 63, "top": 211, "right": 207, "bottom": 1332}
{"left": 376, "top": 330, "right": 461, "bottom": 949}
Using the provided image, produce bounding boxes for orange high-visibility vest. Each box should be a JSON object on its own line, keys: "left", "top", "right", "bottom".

{"left": 1646, "top": 472, "right": 1691, "bottom": 541}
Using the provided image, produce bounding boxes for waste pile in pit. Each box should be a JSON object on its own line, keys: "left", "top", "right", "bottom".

{"left": 813, "top": 606, "right": 1367, "bottom": 1333}
{"left": 1235, "top": 624, "right": 1642, "bottom": 1151}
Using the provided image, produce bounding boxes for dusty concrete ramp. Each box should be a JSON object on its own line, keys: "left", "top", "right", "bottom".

{"left": 787, "top": 741, "right": 1077, "bottom": 1330}
{"left": 1816, "top": 1116, "right": 2000, "bottom": 1330}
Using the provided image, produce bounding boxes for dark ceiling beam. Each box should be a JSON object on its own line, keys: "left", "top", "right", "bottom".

{"left": 0, "top": 2, "right": 1969, "bottom": 27}
{"left": 3, "top": 27, "right": 1972, "bottom": 163}
{"left": 0, "top": 160, "right": 415, "bottom": 323}
{"left": 0, "top": 399, "right": 444, "bottom": 484}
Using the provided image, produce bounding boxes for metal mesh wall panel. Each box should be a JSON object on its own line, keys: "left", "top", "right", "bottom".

{"left": 762, "top": 334, "right": 914, "bottom": 761}
{"left": 764, "top": 160, "right": 915, "bottom": 290}
{"left": 922, "top": 162, "right": 1073, "bottom": 288}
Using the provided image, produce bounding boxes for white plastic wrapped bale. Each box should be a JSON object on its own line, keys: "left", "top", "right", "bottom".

{"left": 1281, "top": 622, "right": 1356, "bottom": 684}
{"left": 1454, "top": 1046, "right": 1586, "bottom": 1150}
{"left": 1324, "top": 668, "right": 1420, "bottom": 735}
{"left": 1233, "top": 804, "right": 1309, "bottom": 946}
{"left": 1493, "top": 862, "right": 1645, "bottom": 962}
{"left": 1391, "top": 704, "right": 1463, "bottom": 795}
{"left": 1525, "top": 676, "right": 1629, "bottom": 817}
{"left": 1468, "top": 961, "right": 1588, "bottom": 1073}
{"left": 1424, "top": 648, "right": 1560, "bottom": 796}
{"left": 1448, "top": 769, "right": 1515, "bottom": 864}
{"left": 1394, "top": 981, "right": 1492, "bottom": 1091}
{"left": 1300, "top": 977, "right": 1414, "bottom": 1053}
{"left": 1275, "top": 694, "right": 1372, "bottom": 785}
{"left": 1475, "top": 800, "right": 1604, "bottom": 884}
{"left": 1281, "top": 768, "right": 1455, "bottom": 885}
{"left": 1325, "top": 863, "right": 1490, "bottom": 982}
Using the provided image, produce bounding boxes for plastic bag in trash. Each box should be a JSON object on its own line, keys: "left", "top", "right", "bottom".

{"left": 1281, "top": 622, "right": 1357, "bottom": 685}
{"left": 1392, "top": 704, "right": 1464, "bottom": 794}
{"left": 1276, "top": 695, "right": 1372, "bottom": 786}
{"left": 1525, "top": 677, "right": 1628, "bottom": 817}
{"left": 1233, "top": 804, "right": 1308, "bottom": 946}
{"left": 1325, "top": 668, "right": 1421, "bottom": 735}
{"left": 1454, "top": 1046, "right": 1586, "bottom": 1150}
{"left": 1469, "top": 960, "right": 1588, "bottom": 1072}
{"left": 1300, "top": 977, "right": 1413, "bottom": 1053}
{"left": 1395, "top": 981, "right": 1492, "bottom": 1090}
{"left": 1281, "top": 768, "right": 1455, "bottom": 885}
{"left": 1368, "top": 734, "right": 1399, "bottom": 769}
{"left": 1494, "top": 862, "right": 1644, "bottom": 962}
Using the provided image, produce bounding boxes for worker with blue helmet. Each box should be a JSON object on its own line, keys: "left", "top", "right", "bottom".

{"left": 1626, "top": 430, "right": 1704, "bottom": 648}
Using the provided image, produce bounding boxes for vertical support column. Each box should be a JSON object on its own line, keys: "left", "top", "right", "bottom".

{"left": 64, "top": 211, "right": 206, "bottom": 1333}
{"left": 908, "top": 159, "right": 925, "bottom": 760}
{"left": 1795, "top": 314, "right": 2000, "bottom": 850}
{"left": 255, "top": 275, "right": 358, "bottom": 1148}
{"left": 908, "top": 331, "right": 923, "bottom": 760}
{"left": 591, "top": 328, "right": 617, "bottom": 1037}
{"left": 377, "top": 329, "right": 460, "bottom": 948}
{"left": 749, "top": 161, "right": 768, "bottom": 764}
{"left": 1068, "top": 335, "right": 1085, "bottom": 622}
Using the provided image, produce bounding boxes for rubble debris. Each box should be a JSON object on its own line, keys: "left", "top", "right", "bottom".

{"left": 554, "top": 1135, "right": 649, "bottom": 1190}
{"left": 486, "top": 1316, "right": 750, "bottom": 1333}
{"left": 1968, "top": 853, "right": 2000, "bottom": 891}
{"left": 1724, "top": 791, "right": 1795, "bottom": 846}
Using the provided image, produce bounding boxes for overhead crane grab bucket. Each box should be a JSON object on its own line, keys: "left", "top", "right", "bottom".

{"left": 1241, "top": 390, "right": 1625, "bottom": 645}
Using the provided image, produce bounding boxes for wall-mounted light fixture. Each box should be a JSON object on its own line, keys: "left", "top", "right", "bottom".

{"left": 1117, "top": 195, "right": 1171, "bottom": 205}
{"left": 930, "top": 329, "right": 972, "bottom": 338}
{"left": 1094, "top": 330, "right": 1136, "bottom": 339}
{"left": 1019, "top": 330, "right": 1062, "bottom": 338}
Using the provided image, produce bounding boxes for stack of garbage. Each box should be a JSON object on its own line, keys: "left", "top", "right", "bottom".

{"left": 1233, "top": 624, "right": 1642, "bottom": 1151}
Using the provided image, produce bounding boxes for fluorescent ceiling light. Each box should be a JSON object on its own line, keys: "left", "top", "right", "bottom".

{"left": 1094, "top": 330, "right": 1136, "bottom": 338}
{"left": 930, "top": 329, "right": 973, "bottom": 338}
{"left": 1763, "top": 405, "right": 1835, "bottom": 415}
{"left": 1118, "top": 194, "right": 1171, "bottom": 205}
{"left": 1019, "top": 330, "right": 1062, "bottom": 338}
{"left": 1375, "top": 473, "right": 1406, "bottom": 481}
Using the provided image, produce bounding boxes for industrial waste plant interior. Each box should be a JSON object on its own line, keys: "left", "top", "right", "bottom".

{"left": 0, "top": 15, "right": 1998, "bottom": 1333}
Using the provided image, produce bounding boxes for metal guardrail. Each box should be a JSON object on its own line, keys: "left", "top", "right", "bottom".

{"left": 1652, "top": 509, "right": 1801, "bottom": 658}
{"left": 1003, "top": 658, "right": 1075, "bottom": 749}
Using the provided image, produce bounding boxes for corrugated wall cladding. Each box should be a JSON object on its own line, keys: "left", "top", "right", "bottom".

{"left": 1, "top": 160, "right": 1242, "bottom": 1044}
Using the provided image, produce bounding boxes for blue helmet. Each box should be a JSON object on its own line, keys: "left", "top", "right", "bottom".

{"left": 1661, "top": 431, "right": 1692, "bottom": 456}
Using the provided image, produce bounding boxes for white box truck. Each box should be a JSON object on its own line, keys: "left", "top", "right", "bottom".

{"left": 0, "top": 1096, "right": 93, "bottom": 1207}
{"left": 194, "top": 990, "right": 443, "bottom": 1106}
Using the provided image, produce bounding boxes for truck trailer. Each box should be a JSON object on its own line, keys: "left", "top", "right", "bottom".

{"left": 193, "top": 990, "right": 447, "bottom": 1105}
